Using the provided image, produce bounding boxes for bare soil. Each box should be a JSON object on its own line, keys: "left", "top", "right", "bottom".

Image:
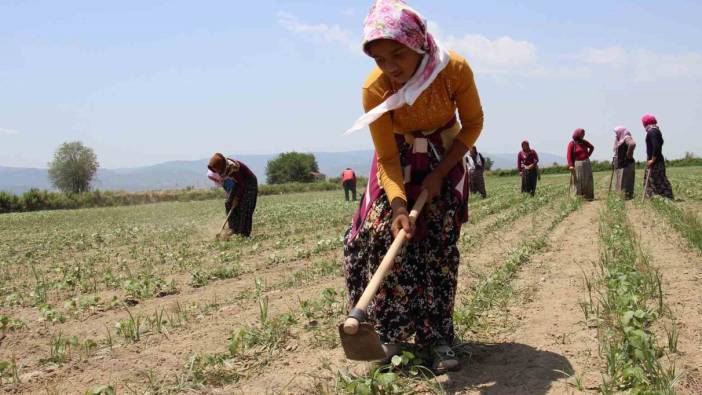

{"left": 628, "top": 203, "right": 702, "bottom": 395}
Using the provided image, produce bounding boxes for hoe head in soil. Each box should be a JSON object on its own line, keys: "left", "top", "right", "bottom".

{"left": 338, "top": 320, "right": 386, "bottom": 361}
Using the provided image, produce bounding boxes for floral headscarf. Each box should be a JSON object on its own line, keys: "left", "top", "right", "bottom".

{"left": 572, "top": 128, "right": 585, "bottom": 141}
{"left": 345, "top": 0, "right": 450, "bottom": 134}
{"left": 613, "top": 126, "right": 632, "bottom": 152}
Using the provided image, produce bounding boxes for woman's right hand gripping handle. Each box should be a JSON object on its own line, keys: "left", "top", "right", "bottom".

{"left": 390, "top": 192, "right": 427, "bottom": 239}
{"left": 391, "top": 197, "right": 413, "bottom": 239}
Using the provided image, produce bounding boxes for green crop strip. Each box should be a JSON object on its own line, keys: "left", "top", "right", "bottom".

{"left": 593, "top": 196, "right": 679, "bottom": 393}
{"left": 455, "top": 196, "right": 582, "bottom": 338}
{"left": 647, "top": 197, "right": 702, "bottom": 253}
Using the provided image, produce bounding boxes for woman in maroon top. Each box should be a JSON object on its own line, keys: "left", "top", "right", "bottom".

{"left": 208, "top": 153, "right": 258, "bottom": 238}
{"left": 517, "top": 141, "right": 539, "bottom": 196}
{"left": 567, "top": 128, "right": 595, "bottom": 200}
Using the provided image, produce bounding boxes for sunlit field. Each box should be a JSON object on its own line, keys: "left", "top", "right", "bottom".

{"left": 1, "top": 168, "right": 701, "bottom": 394}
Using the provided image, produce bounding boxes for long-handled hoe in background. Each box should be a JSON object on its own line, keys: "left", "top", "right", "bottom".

{"left": 339, "top": 190, "right": 428, "bottom": 361}
{"left": 216, "top": 194, "right": 238, "bottom": 240}
{"left": 642, "top": 168, "right": 650, "bottom": 203}
{"left": 607, "top": 156, "right": 616, "bottom": 196}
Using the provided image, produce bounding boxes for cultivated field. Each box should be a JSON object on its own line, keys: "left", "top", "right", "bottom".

{"left": 1, "top": 168, "right": 701, "bottom": 394}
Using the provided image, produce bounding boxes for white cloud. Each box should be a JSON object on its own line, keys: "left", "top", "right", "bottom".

{"left": 277, "top": 11, "right": 358, "bottom": 53}
{"left": 276, "top": 13, "right": 702, "bottom": 84}
{"left": 342, "top": 8, "right": 356, "bottom": 17}
{"left": 444, "top": 34, "right": 538, "bottom": 75}
{"left": 580, "top": 46, "right": 702, "bottom": 82}
{"left": 0, "top": 128, "right": 19, "bottom": 135}
{"left": 579, "top": 46, "right": 628, "bottom": 66}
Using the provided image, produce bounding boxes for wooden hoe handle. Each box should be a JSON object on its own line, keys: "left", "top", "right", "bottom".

{"left": 220, "top": 202, "right": 237, "bottom": 232}
{"left": 342, "top": 190, "right": 429, "bottom": 335}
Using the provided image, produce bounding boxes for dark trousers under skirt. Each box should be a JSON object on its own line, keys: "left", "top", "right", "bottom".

{"left": 226, "top": 176, "right": 258, "bottom": 237}
{"left": 343, "top": 180, "right": 357, "bottom": 201}
{"left": 469, "top": 169, "right": 487, "bottom": 198}
{"left": 521, "top": 169, "right": 538, "bottom": 196}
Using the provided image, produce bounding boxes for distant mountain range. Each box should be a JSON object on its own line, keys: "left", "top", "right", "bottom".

{"left": 0, "top": 150, "right": 565, "bottom": 194}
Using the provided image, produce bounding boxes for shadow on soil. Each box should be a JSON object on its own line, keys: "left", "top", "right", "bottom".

{"left": 444, "top": 342, "right": 575, "bottom": 395}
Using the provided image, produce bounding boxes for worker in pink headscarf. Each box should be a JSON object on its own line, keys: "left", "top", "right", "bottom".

{"left": 641, "top": 115, "right": 674, "bottom": 199}
{"left": 343, "top": 0, "right": 484, "bottom": 372}
{"left": 613, "top": 126, "right": 636, "bottom": 199}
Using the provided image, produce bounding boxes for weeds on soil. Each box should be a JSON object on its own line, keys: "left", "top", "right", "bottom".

{"left": 595, "top": 196, "right": 680, "bottom": 393}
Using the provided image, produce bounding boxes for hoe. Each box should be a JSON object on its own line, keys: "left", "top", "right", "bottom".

{"left": 339, "top": 190, "right": 428, "bottom": 361}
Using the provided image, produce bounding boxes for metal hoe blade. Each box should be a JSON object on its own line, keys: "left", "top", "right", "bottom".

{"left": 338, "top": 322, "right": 387, "bottom": 361}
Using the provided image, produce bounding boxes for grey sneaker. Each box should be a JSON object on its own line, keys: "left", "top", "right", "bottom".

{"left": 431, "top": 344, "right": 461, "bottom": 373}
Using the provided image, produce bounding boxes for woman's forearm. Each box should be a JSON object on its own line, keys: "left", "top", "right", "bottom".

{"left": 390, "top": 197, "right": 408, "bottom": 215}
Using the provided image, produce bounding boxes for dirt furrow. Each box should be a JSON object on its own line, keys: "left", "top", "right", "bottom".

{"left": 443, "top": 200, "right": 602, "bottom": 394}
{"left": 222, "top": 195, "right": 572, "bottom": 394}
{"left": 10, "top": 275, "right": 346, "bottom": 394}
{"left": 627, "top": 204, "right": 702, "bottom": 394}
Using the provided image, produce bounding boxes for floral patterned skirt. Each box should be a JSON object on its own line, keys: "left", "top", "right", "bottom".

{"left": 644, "top": 161, "right": 674, "bottom": 199}
{"left": 343, "top": 185, "right": 462, "bottom": 346}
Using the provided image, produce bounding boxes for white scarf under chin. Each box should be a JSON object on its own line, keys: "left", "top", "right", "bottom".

{"left": 345, "top": 43, "right": 451, "bottom": 135}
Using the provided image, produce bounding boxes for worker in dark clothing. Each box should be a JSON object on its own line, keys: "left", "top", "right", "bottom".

{"left": 341, "top": 168, "right": 357, "bottom": 201}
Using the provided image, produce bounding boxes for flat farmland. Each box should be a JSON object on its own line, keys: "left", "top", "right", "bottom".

{"left": 1, "top": 168, "right": 701, "bottom": 394}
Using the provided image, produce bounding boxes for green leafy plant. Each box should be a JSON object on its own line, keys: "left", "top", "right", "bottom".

{"left": 84, "top": 385, "right": 116, "bottom": 395}
{"left": 115, "top": 309, "right": 143, "bottom": 342}
{"left": 0, "top": 356, "right": 20, "bottom": 384}
{"left": 337, "top": 351, "right": 443, "bottom": 395}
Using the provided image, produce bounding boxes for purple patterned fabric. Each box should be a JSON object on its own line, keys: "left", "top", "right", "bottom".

{"left": 349, "top": 118, "right": 469, "bottom": 242}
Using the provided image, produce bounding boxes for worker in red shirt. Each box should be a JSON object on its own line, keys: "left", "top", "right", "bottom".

{"left": 341, "top": 168, "right": 357, "bottom": 201}
{"left": 567, "top": 128, "right": 595, "bottom": 200}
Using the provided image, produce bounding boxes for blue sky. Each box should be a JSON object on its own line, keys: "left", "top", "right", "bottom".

{"left": 1, "top": 0, "right": 700, "bottom": 168}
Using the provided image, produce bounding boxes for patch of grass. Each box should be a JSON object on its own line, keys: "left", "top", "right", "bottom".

{"left": 122, "top": 272, "right": 178, "bottom": 300}
{"left": 455, "top": 196, "right": 581, "bottom": 337}
{"left": 460, "top": 184, "right": 566, "bottom": 249}
{"left": 0, "top": 315, "right": 25, "bottom": 333}
{"left": 39, "top": 304, "right": 66, "bottom": 324}
{"left": 648, "top": 196, "right": 702, "bottom": 253}
{"left": 177, "top": 291, "right": 297, "bottom": 389}
{"left": 0, "top": 356, "right": 20, "bottom": 384}
{"left": 189, "top": 264, "right": 241, "bottom": 288}
{"left": 336, "top": 351, "right": 444, "bottom": 395}
{"left": 280, "top": 258, "right": 340, "bottom": 289}
{"left": 42, "top": 333, "right": 79, "bottom": 364}
{"left": 455, "top": 236, "right": 547, "bottom": 336}
{"left": 299, "top": 288, "right": 346, "bottom": 349}
{"left": 595, "top": 196, "right": 679, "bottom": 393}
{"left": 115, "top": 309, "right": 144, "bottom": 343}
{"left": 84, "top": 385, "right": 116, "bottom": 395}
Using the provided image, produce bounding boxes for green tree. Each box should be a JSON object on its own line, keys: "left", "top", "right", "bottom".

{"left": 48, "top": 141, "right": 99, "bottom": 193}
{"left": 265, "top": 152, "right": 319, "bottom": 184}
{"left": 484, "top": 157, "right": 494, "bottom": 171}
